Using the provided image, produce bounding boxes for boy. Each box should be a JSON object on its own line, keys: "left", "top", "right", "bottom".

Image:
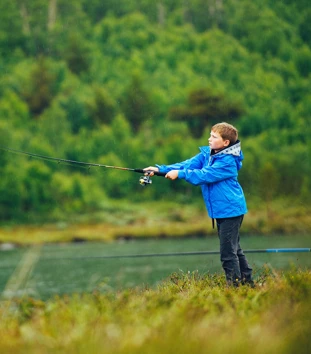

{"left": 144, "top": 122, "right": 253, "bottom": 287}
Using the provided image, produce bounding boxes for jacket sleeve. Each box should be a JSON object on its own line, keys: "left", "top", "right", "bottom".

{"left": 178, "top": 155, "right": 238, "bottom": 186}
{"left": 156, "top": 153, "right": 204, "bottom": 174}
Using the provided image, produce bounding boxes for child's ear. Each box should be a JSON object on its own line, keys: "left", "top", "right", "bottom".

{"left": 224, "top": 139, "right": 230, "bottom": 147}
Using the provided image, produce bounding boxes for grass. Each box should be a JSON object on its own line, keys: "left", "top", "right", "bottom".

{"left": 0, "top": 268, "right": 310, "bottom": 353}
{"left": 0, "top": 199, "right": 310, "bottom": 245}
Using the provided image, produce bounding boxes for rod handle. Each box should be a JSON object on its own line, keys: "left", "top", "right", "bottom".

{"left": 135, "top": 169, "right": 167, "bottom": 177}
{"left": 151, "top": 170, "right": 167, "bottom": 177}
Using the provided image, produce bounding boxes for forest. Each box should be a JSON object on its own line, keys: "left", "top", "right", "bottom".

{"left": 0, "top": 0, "right": 310, "bottom": 227}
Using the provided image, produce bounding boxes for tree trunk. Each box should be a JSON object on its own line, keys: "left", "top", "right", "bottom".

{"left": 48, "top": 0, "right": 57, "bottom": 31}
{"left": 210, "top": 0, "right": 224, "bottom": 26}
{"left": 19, "top": 2, "right": 30, "bottom": 35}
{"left": 157, "top": 3, "right": 165, "bottom": 26}
{"left": 183, "top": 0, "right": 192, "bottom": 24}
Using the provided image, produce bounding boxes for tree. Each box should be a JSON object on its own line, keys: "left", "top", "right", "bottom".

{"left": 121, "top": 73, "right": 154, "bottom": 133}
{"left": 22, "top": 161, "right": 54, "bottom": 212}
{"left": 0, "top": 91, "right": 29, "bottom": 126}
{"left": 299, "top": 9, "right": 311, "bottom": 46}
{"left": 48, "top": 0, "right": 57, "bottom": 32}
{"left": 183, "top": 0, "right": 225, "bottom": 32}
{"left": 87, "top": 85, "right": 115, "bottom": 126}
{"left": 22, "top": 56, "right": 57, "bottom": 116}
{"left": 60, "top": 92, "right": 91, "bottom": 134}
{"left": 0, "top": 0, "right": 25, "bottom": 57}
{"left": 169, "top": 88, "right": 244, "bottom": 138}
{"left": 0, "top": 168, "right": 23, "bottom": 220}
{"left": 64, "top": 33, "right": 90, "bottom": 75}
{"left": 295, "top": 46, "right": 311, "bottom": 77}
{"left": 259, "top": 162, "right": 279, "bottom": 219}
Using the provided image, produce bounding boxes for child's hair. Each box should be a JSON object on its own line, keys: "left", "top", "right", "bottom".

{"left": 212, "top": 122, "right": 238, "bottom": 144}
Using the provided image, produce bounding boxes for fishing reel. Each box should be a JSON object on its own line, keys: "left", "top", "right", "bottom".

{"left": 139, "top": 175, "right": 152, "bottom": 187}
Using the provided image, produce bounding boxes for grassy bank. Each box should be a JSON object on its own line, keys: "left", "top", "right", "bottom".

{"left": 0, "top": 268, "right": 310, "bottom": 353}
{"left": 0, "top": 199, "right": 310, "bottom": 245}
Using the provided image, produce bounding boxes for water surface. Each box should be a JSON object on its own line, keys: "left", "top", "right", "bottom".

{"left": 1, "top": 235, "right": 310, "bottom": 299}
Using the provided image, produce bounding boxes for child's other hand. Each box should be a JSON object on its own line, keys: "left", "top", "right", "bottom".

{"left": 143, "top": 166, "right": 159, "bottom": 176}
{"left": 165, "top": 170, "right": 178, "bottom": 180}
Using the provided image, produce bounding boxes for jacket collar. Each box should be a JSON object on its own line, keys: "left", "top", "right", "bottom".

{"left": 200, "top": 140, "right": 241, "bottom": 157}
{"left": 216, "top": 140, "right": 241, "bottom": 156}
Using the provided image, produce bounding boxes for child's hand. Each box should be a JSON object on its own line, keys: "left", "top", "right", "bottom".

{"left": 165, "top": 170, "right": 178, "bottom": 180}
{"left": 143, "top": 166, "right": 159, "bottom": 176}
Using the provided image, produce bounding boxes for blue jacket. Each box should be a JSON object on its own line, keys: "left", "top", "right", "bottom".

{"left": 156, "top": 141, "right": 247, "bottom": 219}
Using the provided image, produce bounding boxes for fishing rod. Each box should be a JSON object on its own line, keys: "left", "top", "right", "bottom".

{"left": 0, "top": 146, "right": 166, "bottom": 186}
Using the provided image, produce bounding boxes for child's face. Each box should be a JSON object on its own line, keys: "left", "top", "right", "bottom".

{"left": 208, "top": 130, "right": 230, "bottom": 152}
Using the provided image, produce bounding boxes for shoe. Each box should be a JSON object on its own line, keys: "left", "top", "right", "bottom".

{"left": 242, "top": 280, "right": 255, "bottom": 288}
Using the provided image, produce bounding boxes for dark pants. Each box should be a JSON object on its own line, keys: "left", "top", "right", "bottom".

{"left": 216, "top": 215, "right": 253, "bottom": 286}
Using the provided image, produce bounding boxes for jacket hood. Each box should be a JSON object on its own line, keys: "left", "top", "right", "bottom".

{"left": 200, "top": 140, "right": 243, "bottom": 170}
{"left": 217, "top": 140, "right": 241, "bottom": 157}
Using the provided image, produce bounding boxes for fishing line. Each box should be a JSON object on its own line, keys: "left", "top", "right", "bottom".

{"left": 0, "top": 248, "right": 309, "bottom": 270}
{"left": 36, "top": 247, "right": 311, "bottom": 262}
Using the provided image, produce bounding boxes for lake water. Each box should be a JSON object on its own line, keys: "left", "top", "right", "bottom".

{"left": 0, "top": 235, "right": 310, "bottom": 299}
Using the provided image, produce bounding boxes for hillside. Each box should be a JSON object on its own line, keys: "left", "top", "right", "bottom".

{"left": 0, "top": 0, "right": 310, "bottom": 226}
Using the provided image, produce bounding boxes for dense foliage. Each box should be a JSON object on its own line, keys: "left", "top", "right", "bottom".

{"left": 0, "top": 0, "right": 310, "bottom": 222}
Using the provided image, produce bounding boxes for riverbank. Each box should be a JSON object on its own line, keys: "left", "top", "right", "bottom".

{"left": 0, "top": 200, "right": 310, "bottom": 245}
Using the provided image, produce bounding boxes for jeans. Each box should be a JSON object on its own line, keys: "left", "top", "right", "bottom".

{"left": 216, "top": 215, "right": 253, "bottom": 286}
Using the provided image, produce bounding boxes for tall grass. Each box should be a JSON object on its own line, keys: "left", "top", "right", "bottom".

{"left": 0, "top": 268, "right": 310, "bottom": 353}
